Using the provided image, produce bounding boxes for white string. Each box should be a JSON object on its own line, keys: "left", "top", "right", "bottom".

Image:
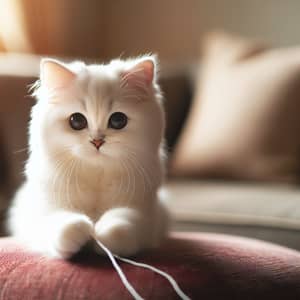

{"left": 114, "top": 255, "right": 191, "bottom": 300}
{"left": 94, "top": 239, "right": 144, "bottom": 300}
{"left": 94, "top": 238, "right": 191, "bottom": 300}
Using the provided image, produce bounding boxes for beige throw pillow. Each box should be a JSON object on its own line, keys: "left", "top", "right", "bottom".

{"left": 171, "top": 32, "right": 300, "bottom": 182}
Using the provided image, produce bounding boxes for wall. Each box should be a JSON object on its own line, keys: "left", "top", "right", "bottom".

{"left": 101, "top": 0, "right": 300, "bottom": 63}
{"left": 3, "top": 0, "right": 300, "bottom": 63}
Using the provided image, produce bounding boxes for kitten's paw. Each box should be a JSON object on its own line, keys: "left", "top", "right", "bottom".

{"left": 95, "top": 219, "right": 139, "bottom": 256}
{"left": 94, "top": 209, "right": 142, "bottom": 256}
{"left": 53, "top": 214, "right": 93, "bottom": 259}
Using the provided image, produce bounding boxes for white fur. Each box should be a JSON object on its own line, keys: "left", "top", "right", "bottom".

{"left": 7, "top": 56, "right": 168, "bottom": 258}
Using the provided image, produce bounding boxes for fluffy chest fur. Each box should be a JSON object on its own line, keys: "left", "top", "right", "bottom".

{"left": 42, "top": 160, "right": 159, "bottom": 220}
{"left": 54, "top": 169, "right": 122, "bottom": 220}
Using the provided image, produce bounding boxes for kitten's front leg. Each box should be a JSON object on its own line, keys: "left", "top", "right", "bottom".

{"left": 94, "top": 208, "right": 145, "bottom": 256}
{"left": 23, "top": 211, "right": 93, "bottom": 259}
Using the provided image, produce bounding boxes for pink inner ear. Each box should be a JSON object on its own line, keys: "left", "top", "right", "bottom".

{"left": 121, "top": 59, "right": 155, "bottom": 88}
{"left": 41, "top": 60, "right": 76, "bottom": 89}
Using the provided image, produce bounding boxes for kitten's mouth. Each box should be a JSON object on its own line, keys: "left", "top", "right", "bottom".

{"left": 90, "top": 139, "right": 105, "bottom": 150}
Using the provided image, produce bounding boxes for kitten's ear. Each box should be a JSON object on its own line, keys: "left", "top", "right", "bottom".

{"left": 40, "top": 59, "right": 76, "bottom": 89}
{"left": 121, "top": 56, "right": 157, "bottom": 89}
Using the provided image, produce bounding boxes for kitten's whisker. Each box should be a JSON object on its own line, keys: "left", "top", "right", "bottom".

{"left": 120, "top": 160, "right": 131, "bottom": 207}
{"left": 64, "top": 158, "right": 73, "bottom": 208}
{"left": 74, "top": 160, "right": 81, "bottom": 199}
{"left": 125, "top": 155, "right": 145, "bottom": 203}
{"left": 111, "top": 163, "right": 124, "bottom": 206}
{"left": 119, "top": 160, "right": 129, "bottom": 207}
{"left": 13, "top": 147, "right": 29, "bottom": 154}
{"left": 51, "top": 156, "right": 74, "bottom": 207}
{"left": 122, "top": 152, "right": 147, "bottom": 187}
{"left": 126, "top": 155, "right": 151, "bottom": 202}
{"left": 51, "top": 157, "right": 71, "bottom": 205}
{"left": 67, "top": 159, "right": 77, "bottom": 209}
{"left": 125, "top": 151, "right": 159, "bottom": 200}
{"left": 126, "top": 159, "right": 136, "bottom": 207}
{"left": 58, "top": 158, "right": 73, "bottom": 205}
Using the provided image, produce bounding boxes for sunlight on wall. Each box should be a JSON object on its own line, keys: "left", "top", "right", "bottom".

{"left": 0, "top": 0, "right": 32, "bottom": 52}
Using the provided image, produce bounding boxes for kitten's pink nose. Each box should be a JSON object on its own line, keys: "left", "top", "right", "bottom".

{"left": 91, "top": 139, "right": 105, "bottom": 150}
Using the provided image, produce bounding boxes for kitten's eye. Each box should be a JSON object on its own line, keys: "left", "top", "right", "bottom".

{"left": 108, "top": 112, "right": 128, "bottom": 130}
{"left": 69, "top": 113, "right": 88, "bottom": 130}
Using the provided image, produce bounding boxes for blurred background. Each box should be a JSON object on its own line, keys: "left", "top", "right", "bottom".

{"left": 1, "top": 0, "right": 300, "bottom": 251}
{"left": 1, "top": 0, "right": 300, "bottom": 61}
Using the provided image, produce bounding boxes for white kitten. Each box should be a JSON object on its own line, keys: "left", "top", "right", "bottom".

{"left": 7, "top": 55, "right": 168, "bottom": 259}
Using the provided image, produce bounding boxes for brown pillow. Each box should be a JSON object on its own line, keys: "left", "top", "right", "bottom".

{"left": 171, "top": 32, "right": 300, "bottom": 182}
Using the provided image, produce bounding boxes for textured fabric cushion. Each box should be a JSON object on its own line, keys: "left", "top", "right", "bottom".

{"left": 1, "top": 232, "right": 300, "bottom": 299}
{"left": 171, "top": 31, "right": 300, "bottom": 182}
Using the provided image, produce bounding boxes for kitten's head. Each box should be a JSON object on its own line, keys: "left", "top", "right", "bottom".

{"left": 30, "top": 56, "right": 164, "bottom": 169}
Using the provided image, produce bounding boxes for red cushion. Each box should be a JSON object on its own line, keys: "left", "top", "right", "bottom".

{"left": 1, "top": 232, "right": 300, "bottom": 299}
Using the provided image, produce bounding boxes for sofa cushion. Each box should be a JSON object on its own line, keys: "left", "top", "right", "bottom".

{"left": 1, "top": 232, "right": 300, "bottom": 299}
{"left": 166, "top": 180, "right": 300, "bottom": 250}
{"left": 171, "top": 31, "right": 300, "bottom": 182}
